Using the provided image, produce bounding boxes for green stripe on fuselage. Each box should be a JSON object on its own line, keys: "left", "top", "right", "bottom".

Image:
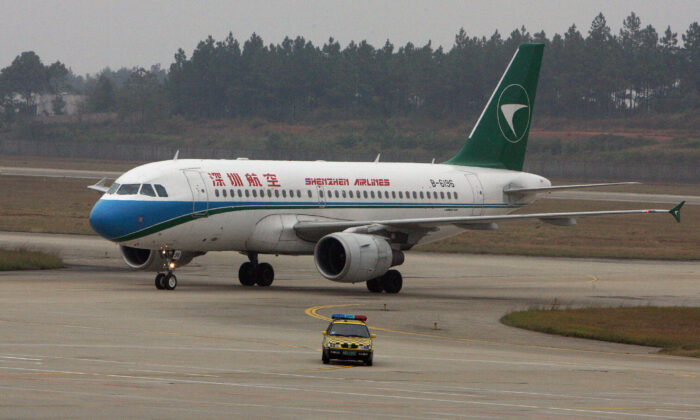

{"left": 112, "top": 202, "right": 524, "bottom": 243}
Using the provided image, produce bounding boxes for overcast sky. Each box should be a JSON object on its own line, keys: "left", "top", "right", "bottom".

{"left": 1, "top": 0, "right": 697, "bottom": 75}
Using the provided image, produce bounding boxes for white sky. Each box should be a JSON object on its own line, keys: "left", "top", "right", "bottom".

{"left": 1, "top": 0, "right": 697, "bottom": 75}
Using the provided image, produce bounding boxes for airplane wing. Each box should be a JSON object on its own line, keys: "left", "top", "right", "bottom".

{"left": 294, "top": 201, "right": 685, "bottom": 242}
{"left": 87, "top": 177, "right": 110, "bottom": 193}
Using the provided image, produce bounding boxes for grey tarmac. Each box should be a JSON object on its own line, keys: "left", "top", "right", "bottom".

{"left": 0, "top": 231, "right": 699, "bottom": 419}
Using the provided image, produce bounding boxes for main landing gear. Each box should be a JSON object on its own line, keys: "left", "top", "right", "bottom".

{"left": 238, "top": 253, "right": 274, "bottom": 287}
{"left": 366, "top": 269, "right": 402, "bottom": 294}
{"left": 155, "top": 250, "right": 179, "bottom": 290}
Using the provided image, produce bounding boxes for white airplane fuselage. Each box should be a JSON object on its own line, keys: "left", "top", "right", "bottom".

{"left": 90, "top": 159, "right": 550, "bottom": 253}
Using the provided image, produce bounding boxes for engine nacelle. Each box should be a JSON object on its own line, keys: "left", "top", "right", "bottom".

{"left": 314, "top": 233, "right": 403, "bottom": 283}
{"left": 119, "top": 246, "right": 203, "bottom": 271}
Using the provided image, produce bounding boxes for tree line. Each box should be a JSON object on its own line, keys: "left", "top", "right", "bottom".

{"left": 1, "top": 12, "right": 698, "bottom": 124}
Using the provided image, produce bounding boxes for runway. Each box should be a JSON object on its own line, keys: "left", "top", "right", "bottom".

{"left": 1, "top": 165, "right": 698, "bottom": 205}
{"left": 1, "top": 231, "right": 699, "bottom": 419}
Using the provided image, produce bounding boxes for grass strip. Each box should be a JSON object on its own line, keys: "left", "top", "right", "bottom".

{"left": 501, "top": 306, "right": 700, "bottom": 357}
{"left": 0, "top": 248, "right": 64, "bottom": 271}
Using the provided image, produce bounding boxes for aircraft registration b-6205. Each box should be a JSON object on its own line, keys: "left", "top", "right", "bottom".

{"left": 88, "top": 43, "right": 684, "bottom": 292}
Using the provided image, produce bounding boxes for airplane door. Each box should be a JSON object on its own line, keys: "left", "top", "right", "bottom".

{"left": 317, "top": 185, "right": 326, "bottom": 208}
{"left": 464, "top": 173, "right": 484, "bottom": 216}
{"left": 183, "top": 169, "right": 209, "bottom": 217}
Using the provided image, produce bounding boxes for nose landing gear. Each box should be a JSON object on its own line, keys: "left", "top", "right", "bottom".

{"left": 154, "top": 250, "right": 179, "bottom": 290}
{"left": 238, "top": 252, "right": 275, "bottom": 287}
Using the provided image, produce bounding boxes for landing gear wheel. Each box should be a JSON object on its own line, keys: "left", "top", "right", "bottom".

{"left": 238, "top": 262, "right": 257, "bottom": 286}
{"left": 366, "top": 278, "right": 383, "bottom": 293}
{"left": 322, "top": 350, "right": 330, "bottom": 364}
{"left": 255, "top": 263, "right": 274, "bottom": 287}
{"left": 381, "top": 270, "right": 402, "bottom": 294}
{"left": 163, "top": 273, "right": 177, "bottom": 290}
{"left": 155, "top": 273, "right": 166, "bottom": 290}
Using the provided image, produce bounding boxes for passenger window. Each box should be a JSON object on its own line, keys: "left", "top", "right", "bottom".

{"left": 342, "top": 190, "right": 346, "bottom": 198}
{"left": 384, "top": 191, "right": 389, "bottom": 199}
{"left": 245, "top": 190, "right": 250, "bottom": 197}
{"left": 238, "top": 190, "right": 243, "bottom": 197}
{"left": 363, "top": 191, "right": 368, "bottom": 199}
{"left": 252, "top": 190, "right": 257, "bottom": 198}
{"left": 447, "top": 192, "right": 452, "bottom": 199}
{"left": 274, "top": 190, "right": 279, "bottom": 198}
{"left": 282, "top": 190, "right": 286, "bottom": 198}
{"left": 154, "top": 184, "right": 168, "bottom": 197}
{"left": 356, "top": 190, "right": 361, "bottom": 198}
{"left": 307, "top": 190, "right": 312, "bottom": 198}
{"left": 319, "top": 190, "right": 324, "bottom": 198}
{"left": 392, "top": 191, "right": 396, "bottom": 199}
{"left": 370, "top": 191, "right": 375, "bottom": 199}
{"left": 222, "top": 189, "right": 227, "bottom": 198}
{"left": 107, "top": 183, "right": 120, "bottom": 194}
{"left": 140, "top": 184, "right": 156, "bottom": 197}
{"left": 349, "top": 191, "right": 354, "bottom": 198}
{"left": 336, "top": 190, "right": 340, "bottom": 198}
{"left": 117, "top": 184, "right": 140, "bottom": 195}
{"left": 214, "top": 189, "right": 220, "bottom": 197}
{"left": 419, "top": 191, "right": 424, "bottom": 199}
{"left": 412, "top": 191, "right": 417, "bottom": 199}
{"left": 454, "top": 192, "right": 458, "bottom": 199}
{"left": 405, "top": 191, "right": 410, "bottom": 198}
{"left": 296, "top": 190, "right": 301, "bottom": 198}
{"left": 440, "top": 191, "right": 445, "bottom": 199}
{"left": 399, "top": 191, "right": 403, "bottom": 199}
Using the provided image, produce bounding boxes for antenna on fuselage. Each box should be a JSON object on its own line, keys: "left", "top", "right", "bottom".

{"left": 374, "top": 153, "right": 381, "bottom": 162}
{"left": 173, "top": 150, "right": 179, "bottom": 160}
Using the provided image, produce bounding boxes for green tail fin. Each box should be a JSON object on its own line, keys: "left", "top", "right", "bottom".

{"left": 446, "top": 43, "right": 544, "bottom": 171}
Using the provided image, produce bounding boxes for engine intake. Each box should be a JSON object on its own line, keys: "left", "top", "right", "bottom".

{"left": 314, "top": 233, "right": 403, "bottom": 283}
{"left": 119, "top": 246, "right": 202, "bottom": 271}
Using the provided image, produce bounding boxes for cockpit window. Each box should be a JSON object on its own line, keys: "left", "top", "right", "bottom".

{"left": 140, "top": 184, "right": 156, "bottom": 197}
{"left": 154, "top": 184, "right": 168, "bottom": 197}
{"left": 107, "top": 183, "right": 120, "bottom": 194}
{"left": 117, "top": 184, "right": 140, "bottom": 195}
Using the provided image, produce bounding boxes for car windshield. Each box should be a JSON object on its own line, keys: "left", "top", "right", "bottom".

{"left": 116, "top": 184, "right": 140, "bottom": 195}
{"left": 328, "top": 323, "right": 370, "bottom": 338}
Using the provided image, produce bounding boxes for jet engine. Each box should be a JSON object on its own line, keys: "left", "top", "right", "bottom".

{"left": 314, "top": 233, "right": 404, "bottom": 283}
{"left": 119, "top": 246, "right": 203, "bottom": 271}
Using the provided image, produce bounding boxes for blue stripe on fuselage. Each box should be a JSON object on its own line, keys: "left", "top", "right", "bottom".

{"left": 89, "top": 198, "right": 521, "bottom": 241}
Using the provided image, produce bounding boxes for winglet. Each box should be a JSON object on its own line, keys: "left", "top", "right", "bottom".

{"left": 669, "top": 201, "right": 685, "bottom": 223}
{"left": 87, "top": 177, "right": 110, "bottom": 193}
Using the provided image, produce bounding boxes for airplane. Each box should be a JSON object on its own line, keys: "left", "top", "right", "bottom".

{"left": 88, "top": 43, "right": 684, "bottom": 293}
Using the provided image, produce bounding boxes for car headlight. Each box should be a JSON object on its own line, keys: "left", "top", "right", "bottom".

{"left": 330, "top": 342, "right": 341, "bottom": 348}
{"left": 360, "top": 344, "right": 371, "bottom": 350}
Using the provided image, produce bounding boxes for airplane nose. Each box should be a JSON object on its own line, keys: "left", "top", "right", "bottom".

{"left": 89, "top": 199, "right": 121, "bottom": 240}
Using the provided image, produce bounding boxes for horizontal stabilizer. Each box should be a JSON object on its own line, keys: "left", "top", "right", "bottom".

{"left": 87, "top": 177, "right": 110, "bottom": 193}
{"left": 504, "top": 182, "right": 640, "bottom": 194}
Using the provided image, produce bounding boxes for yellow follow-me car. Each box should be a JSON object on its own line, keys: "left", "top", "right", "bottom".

{"left": 322, "top": 314, "right": 376, "bottom": 366}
